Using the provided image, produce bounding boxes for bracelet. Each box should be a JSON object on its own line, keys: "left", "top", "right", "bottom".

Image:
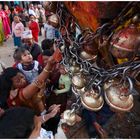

{"left": 33, "top": 79, "right": 44, "bottom": 89}
{"left": 42, "top": 115, "right": 46, "bottom": 123}
{"left": 37, "top": 94, "right": 44, "bottom": 99}
{"left": 43, "top": 67, "right": 52, "bottom": 73}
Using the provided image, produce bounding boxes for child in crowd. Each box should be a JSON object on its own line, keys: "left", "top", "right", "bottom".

{"left": 13, "top": 47, "right": 47, "bottom": 115}
{"left": 28, "top": 14, "right": 40, "bottom": 42}
{"left": 53, "top": 64, "right": 71, "bottom": 113}
{"left": 13, "top": 47, "right": 42, "bottom": 84}
{"left": 44, "top": 14, "right": 61, "bottom": 40}
{"left": 45, "top": 64, "right": 69, "bottom": 113}
{"left": 53, "top": 64, "right": 71, "bottom": 96}
{"left": 12, "top": 15, "right": 24, "bottom": 47}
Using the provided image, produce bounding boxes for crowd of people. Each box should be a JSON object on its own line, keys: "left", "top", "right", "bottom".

{"left": 0, "top": 2, "right": 60, "bottom": 45}
{"left": 0, "top": 2, "right": 115, "bottom": 139}
{"left": 0, "top": 2, "right": 71, "bottom": 138}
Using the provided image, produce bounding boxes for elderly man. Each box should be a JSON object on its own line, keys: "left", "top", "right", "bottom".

{"left": 22, "top": 30, "right": 42, "bottom": 60}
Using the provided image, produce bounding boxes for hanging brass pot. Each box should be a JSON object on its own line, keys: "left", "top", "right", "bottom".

{"left": 104, "top": 81, "right": 133, "bottom": 112}
{"left": 81, "top": 87, "right": 104, "bottom": 111}
{"left": 80, "top": 39, "right": 98, "bottom": 62}
{"left": 80, "top": 50, "right": 97, "bottom": 62}
{"left": 69, "top": 60, "right": 81, "bottom": 74}
{"left": 63, "top": 109, "right": 77, "bottom": 126}
{"left": 110, "top": 24, "right": 140, "bottom": 59}
{"left": 72, "top": 86, "right": 85, "bottom": 96}
{"left": 104, "top": 79, "right": 117, "bottom": 90}
{"left": 72, "top": 73, "right": 86, "bottom": 89}
{"left": 48, "top": 14, "right": 59, "bottom": 27}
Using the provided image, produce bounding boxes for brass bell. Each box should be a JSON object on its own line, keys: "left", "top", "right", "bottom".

{"left": 80, "top": 50, "right": 97, "bottom": 62}
{"left": 48, "top": 14, "right": 59, "bottom": 27}
{"left": 105, "top": 83, "right": 133, "bottom": 112}
{"left": 80, "top": 39, "right": 98, "bottom": 62}
{"left": 69, "top": 60, "right": 81, "bottom": 74}
{"left": 110, "top": 24, "right": 140, "bottom": 59}
{"left": 72, "top": 73, "right": 86, "bottom": 89}
{"left": 63, "top": 110, "right": 77, "bottom": 126}
{"left": 104, "top": 79, "right": 116, "bottom": 90}
{"left": 72, "top": 86, "right": 85, "bottom": 96}
{"left": 81, "top": 88, "right": 104, "bottom": 111}
{"left": 132, "top": 14, "right": 140, "bottom": 24}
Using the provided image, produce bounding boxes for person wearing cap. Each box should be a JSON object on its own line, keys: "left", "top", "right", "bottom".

{"left": 22, "top": 30, "right": 42, "bottom": 60}
{"left": 44, "top": 14, "right": 60, "bottom": 40}
{"left": 12, "top": 14, "right": 24, "bottom": 47}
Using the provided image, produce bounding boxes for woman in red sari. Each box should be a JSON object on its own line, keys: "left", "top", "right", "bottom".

{"left": 28, "top": 15, "right": 40, "bottom": 43}
{"left": 4, "top": 4, "right": 11, "bottom": 25}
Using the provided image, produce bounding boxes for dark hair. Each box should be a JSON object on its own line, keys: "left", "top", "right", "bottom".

{"left": 0, "top": 107, "right": 35, "bottom": 138}
{"left": 13, "top": 47, "right": 28, "bottom": 61}
{"left": 13, "top": 14, "right": 19, "bottom": 18}
{"left": 29, "top": 14, "right": 35, "bottom": 18}
{"left": 41, "top": 39, "right": 54, "bottom": 51}
{"left": 43, "top": 49, "right": 53, "bottom": 56}
{"left": 0, "top": 68, "right": 21, "bottom": 109}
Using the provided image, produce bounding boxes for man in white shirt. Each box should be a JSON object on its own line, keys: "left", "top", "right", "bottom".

{"left": 28, "top": 3, "right": 36, "bottom": 17}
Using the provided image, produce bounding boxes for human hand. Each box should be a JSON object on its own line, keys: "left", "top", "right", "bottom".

{"left": 94, "top": 122, "right": 108, "bottom": 138}
{"left": 48, "top": 105, "right": 60, "bottom": 118}
{"left": 48, "top": 104, "right": 61, "bottom": 112}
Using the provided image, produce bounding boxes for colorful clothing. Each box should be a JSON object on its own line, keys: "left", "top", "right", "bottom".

{"left": 7, "top": 89, "right": 25, "bottom": 107}
{"left": 17, "top": 60, "right": 41, "bottom": 83}
{"left": 13, "top": 34, "right": 22, "bottom": 47}
{"left": 12, "top": 21, "right": 24, "bottom": 47}
{"left": 0, "top": 10, "right": 11, "bottom": 38}
{"left": 0, "top": 18, "right": 5, "bottom": 44}
{"left": 4, "top": 9, "right": 11, "bottom": 25}
{"left": 53, "top": 74, "right": 71, "bottom": 95}
{"left": 29, "top": 21, "right": 40, "bottom": 42}
{"left": 44, "top": 23, "right": 60, "bottom": 40}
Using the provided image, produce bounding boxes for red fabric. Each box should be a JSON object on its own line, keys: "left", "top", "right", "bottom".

{"left": 53, "top": 48, "right": 63, "bottom": 63}
{"left": 15, "top": 6, "right": 23, "bottom": 13}
{"left": 7, "top": 89, "right": 24, "bottom": 107}
{"left": 37, "top": 54, "right": 44, "bottom": 67}
{"left": 29, "top": 21, "right": 40, "bottom": 42}
{"left": 4, "top": 10, "right": 11, "bottom": 25}
{"left": 12, "top": 62, "right": 19, "bottom": 68}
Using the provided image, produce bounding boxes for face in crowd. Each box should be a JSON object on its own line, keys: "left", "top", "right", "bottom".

{"left": 14, "top": 15, "right": 20, "bottom": 23}
{"left": 24, "top": 38, "right": 34, "bottom": 47}
{"left": 12, "top": 72, "right": 27, "bottom": 89}
{"left": 29, "top": 4, "right": 34, "bottom": 9}
{"left": 4, "top": 5, "right": 9, "bottom": 10}
{"left": 30, "top": 15, "right": 35, "bottom": 22}
{"left": 20, "top": 50, "right": 33, "bottom": 64}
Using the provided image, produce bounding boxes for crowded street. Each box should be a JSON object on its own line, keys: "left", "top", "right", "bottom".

{"left": 0, "top": 1, "right": 140, "bottom": 139}
{"left": 0, "top": 30, "right": 44, "bottom": 71}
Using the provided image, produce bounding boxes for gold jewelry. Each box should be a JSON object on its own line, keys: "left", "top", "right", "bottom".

{"left": 33, "top": 79, "right": 44, "bottom": 89}
{"left": 43, "top": 67, "right": 52, "bottom": 73}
